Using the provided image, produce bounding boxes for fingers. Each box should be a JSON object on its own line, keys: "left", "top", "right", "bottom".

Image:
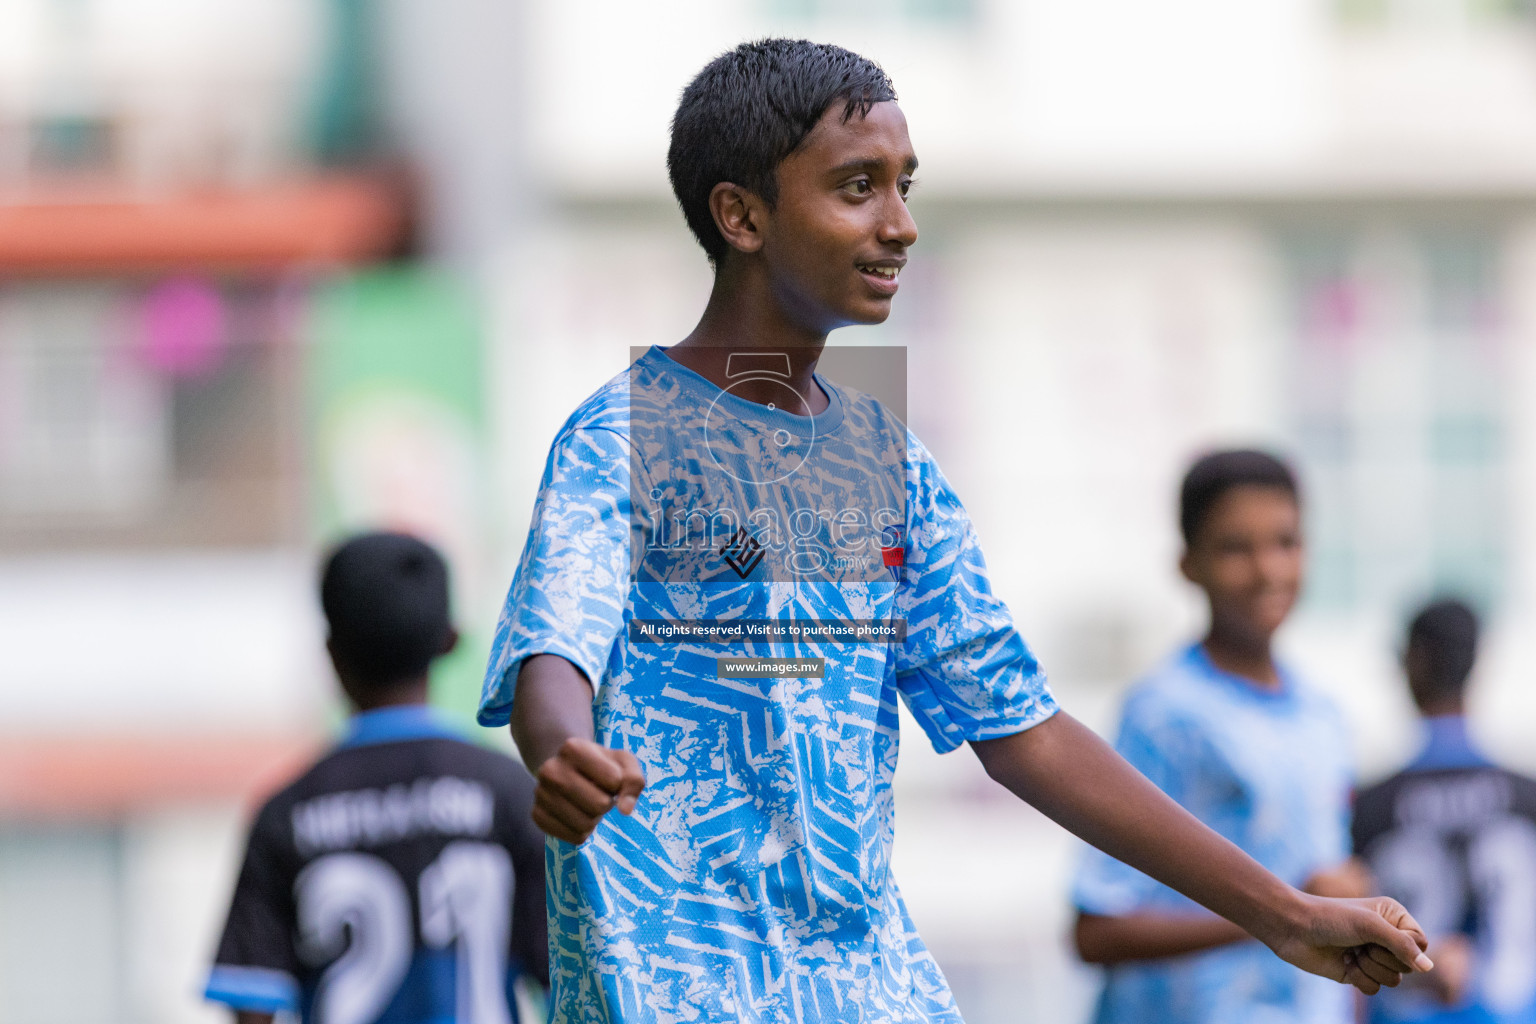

{"left": 1342, "top": 950, "right": 1382, "bottom": 996}
{"left": 1352, "top": 947, "right": 1404, "bottom": 988}
{"left": 537, "top": 764, "right": 614, "bottom": 822}
{"left": 1368, "top": 898, "right": 1434, "bottom": 972}
{"left": 539, "top": 751, "right": 620, "bottom": 818}
{"left": 1361, "top": 942, "right": 1414, "bottom": 976}
{"left": 531, "top": 800, "right": 588, "bottom": 845}
{"left": 558, "top": 738, "right": 629, "bottom": 795}
{"left": 530, "top": 739, "right": 648, "bottom": 844}
{"left": 613, "top": 749, "right": 646, "bottom": 815}
{"left": 531, "top": 777, "right": 606, "bottom": 846}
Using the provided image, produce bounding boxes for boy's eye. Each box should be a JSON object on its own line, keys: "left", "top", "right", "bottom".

{"left": 843, "top": 178, "right": 872, "bottom": 196}
{"left": 898, "top": 178, "right": 913, "bottom": 202}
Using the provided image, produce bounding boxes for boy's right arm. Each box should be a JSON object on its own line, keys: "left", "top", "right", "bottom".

{"left": 973, "top": 712, "right": 1432, "bottom": 994}
{"left": 510, "top": 653, "right": 646, "bottom": 845}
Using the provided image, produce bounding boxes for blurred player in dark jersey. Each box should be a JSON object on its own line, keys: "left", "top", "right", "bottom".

{"left": 204, "top": 532, "right": 548, "bottom": 1024}
{"left": 1354, "top": 599, "right": 1536, "bottom": 1024}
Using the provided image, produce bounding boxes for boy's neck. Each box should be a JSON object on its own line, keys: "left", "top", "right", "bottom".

{"left": 669, "top": 264, "right": 830, "bottom": 414}
{"left": 1416, "top": 697, "right": 1466, "bottom": 719}
{"left": 1200, "top": 631, "right": 1281, "bottom": 690}
{"left": 346, "top": 675, "right": 431, "bottom": 714}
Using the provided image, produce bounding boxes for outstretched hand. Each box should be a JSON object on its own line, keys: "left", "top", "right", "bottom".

{"left": 532, "top": 737, "right": 646, "bottom": 845}
{"left": 1269, "top": 893, "right": 1433, "bottom": 995}
{"left": 971, "top": 715, "right": 1435, "bottom": 997}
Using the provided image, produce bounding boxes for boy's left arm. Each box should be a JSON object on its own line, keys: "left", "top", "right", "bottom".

{"left": 971, "top": 712, "right": 1434, "bottom": 994}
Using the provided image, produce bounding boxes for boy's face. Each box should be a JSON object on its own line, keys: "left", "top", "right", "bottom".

{"left": 757, "top": 100, "right": 919, "bottom": 331}
{"left": 1180, "top": 486, "right": 1304, "bottom": 645}
{"left": 1402, "top": 640, "right": 1435, "bottom": 708}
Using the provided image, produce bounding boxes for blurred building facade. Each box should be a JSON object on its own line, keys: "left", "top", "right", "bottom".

{"left": 5, "top": 1, "right": 1536, "bottom": 1021}
{"left": 0, "top": 2, "right": 411, "bottom": 1021}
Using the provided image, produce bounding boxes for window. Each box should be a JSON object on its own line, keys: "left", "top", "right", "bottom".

{"left": 0, "top": 285, "right": 168, "bottom": 519}
{"left": 28, "top": 116, "right": 116, "bottom": 176}
{"left": 0, "top": 280, "right": 302, "bottom": 550}
{"left": 1280, "top": 225, "right": 1506, "bottom": 612}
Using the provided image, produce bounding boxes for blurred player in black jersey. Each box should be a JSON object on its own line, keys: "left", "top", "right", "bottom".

{"left": 1354, "top": 599, "right": 1536, "bottom": 1024}
{"left": 204, "top": 532, "right": 548, "bottom": 1024}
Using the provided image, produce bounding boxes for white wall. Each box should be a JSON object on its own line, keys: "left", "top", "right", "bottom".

{"left": 0, "top": 550, "right": 328, "bottom": 730}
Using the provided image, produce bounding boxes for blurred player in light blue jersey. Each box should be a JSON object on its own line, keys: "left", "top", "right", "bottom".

{"left": 1073, "top": 450, "right": 1368, "bottom": 1024}
{"left": 1353, "top": 599, "right": 1536, "bottom": 1024}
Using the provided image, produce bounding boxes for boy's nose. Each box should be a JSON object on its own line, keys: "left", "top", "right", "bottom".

{"left": 1254, "top": 546, "right": 1297, "bottom": 586}
{"left": 879, "top": 194, "right": 918, "bottom": 248}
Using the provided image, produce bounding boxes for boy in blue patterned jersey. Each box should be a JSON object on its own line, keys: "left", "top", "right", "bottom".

{"left": 480, "top": 39, "right": 1434, "bottom": 1024}
{"left": 206, "top": 533, "right": 548, "bottom": 1024}
{"left": 1072, "top": 450, "right": 1368, "bottom": 1024}
{"left": 1354, "top": 599, "right": 1536, "bottom": 1024}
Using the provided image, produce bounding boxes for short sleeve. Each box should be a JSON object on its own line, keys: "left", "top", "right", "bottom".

{"left": 478, "top": 426, "right": 633, "bottom": 727}
{"left": 204, "top": 807, "right": 302, "bottom": 1014}
{"left": 1071, "top": 692, "right": 1198, "bottom": 916}
{"left": 893, "top": 437, "right": 1057, "bottom": 753}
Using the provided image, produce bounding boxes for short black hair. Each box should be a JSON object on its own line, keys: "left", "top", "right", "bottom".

{"left": 667, "top": 38, "right": 897, "bottom": 263}
{"left": 1406, "top": 597, "right": 1480, "bottom": 699}
{"left": 1179, "top": 449, "right": 1300, "bottom": 546}
{"left": 320, "top": 532, "right": 452, "bottom": 688}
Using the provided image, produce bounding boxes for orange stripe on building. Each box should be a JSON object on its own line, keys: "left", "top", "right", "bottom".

{"left": 0, "top": 176, "right": 409, "bottom": 274}
{"left": 0, "top": 734, "right": 322, "bottom": 818}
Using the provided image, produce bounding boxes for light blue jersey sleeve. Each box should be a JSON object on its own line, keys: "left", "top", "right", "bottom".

{"left": 477, "top": 425, "right": 632, "bottom": 727}
{"left": 1071, "top": 690, "right": 1206, "bottom": 915}
{"left": 893, "top": 436, "right": 1058, "bottom": 753}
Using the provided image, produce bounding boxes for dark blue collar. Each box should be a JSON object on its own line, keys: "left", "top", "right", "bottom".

{"left": 1408, "top": 714, "right": 1491, "bottom": 772}
{"left": 338, "top": 705, "right": 464, "bottom": 749}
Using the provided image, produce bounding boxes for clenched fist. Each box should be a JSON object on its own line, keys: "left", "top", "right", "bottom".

{"left": 532, "top": 738, "right": 646, "bottom": 845}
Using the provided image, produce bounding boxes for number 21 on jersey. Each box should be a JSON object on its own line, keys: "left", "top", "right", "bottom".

{"left": 295, "top": 841, "right": 517, "bottom": 1024}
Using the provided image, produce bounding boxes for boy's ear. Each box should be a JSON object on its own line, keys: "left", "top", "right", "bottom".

{"left": 708, "top": 182, "right": 767, "bottom": 255}
{"left": 1178, "top": 548, "right": 1198, "bottom": 585}
{"left": 441, "top": 626, "right": 460, "bottom": 657}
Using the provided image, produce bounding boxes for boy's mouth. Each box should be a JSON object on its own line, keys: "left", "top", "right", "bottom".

{"left": 857, "top": 261, "right": 903, "bottom": 294}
